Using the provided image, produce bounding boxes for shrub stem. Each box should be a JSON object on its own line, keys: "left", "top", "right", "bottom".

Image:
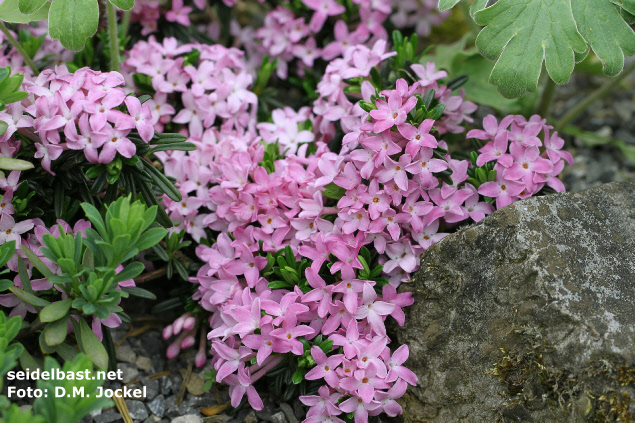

{"left": 0, "top": 21, "right": 38, "bottom": 75}
{"left": 536, "top": 77, "right": 556, "bottom": 117}
{"left": 556, "top": 61, "right": 635, "bottom": 131}
{"left": 107, "top": 1, "right": 120, "bottom": 72}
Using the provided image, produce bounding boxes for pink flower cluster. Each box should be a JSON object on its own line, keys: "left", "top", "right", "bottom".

{"left": 0, "top": 66, "right": 156, "bottom": 173}
{"left": 328, "top": 78, "right": 486, "bottom": 286}
{"left": 123, "top": 36, "right": 257, "bottom": 139}
{"left": 470, "top": 115, "right": 573, "bottom": 208}
{"left": 312, "top": 45, "right": 475, "bottom": 144}
{"left": 130, "top": 0, "right": 207, "bottom": 35}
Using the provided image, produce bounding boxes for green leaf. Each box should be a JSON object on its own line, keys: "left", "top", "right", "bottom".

{"left": 0, "top": 0, "right": 49, "bottom": 23}
{"left": 20, "top": 245, "right": 54, "bottom": 279}
{"left": 474, "top": 0, "right": 588, "bottom": 98}
{"left": 54, "top": 342, "right": 79, "bottom": 361}
{"left": 48, "top": 0, "right": 99, "bottom": 52}
{"left": 9, "top": 287, "right": 50, "bottom": 307}
{"left": 0, "top": 240, "right": 15, "bottom": 267}
{"left": 40, "top": 298, "right": 72, "bottom": 323}
{"left": 108, "top": 0, "right": 134, "bottom": 10}
{"left": 19, "top": 347, "right": 40, "bottom": 371}
{"left": 77, "top": 317, "right": 108, "bottom": 369}
{"left": 0, "top": 157, "right": 34, "bottom": 171}
{"left": 121, "top": 286, "right": 156, "bottom": 300}
{"left": 18, "top": 0, "right": 47, "bottom": 14}
{"left": 0, "top": 120, "right": 7, "bottom": 136}
{"left": 44, "top": 317, "right": 69, "bottom": 346}
{"left": 571, "top": 0, "right": 635, "bottom": 77}
{"left": 133, "top": 227, "right": 167, "bottom": 251}
{"left": 81, "top": 203, "right": 107, "bottom": 240}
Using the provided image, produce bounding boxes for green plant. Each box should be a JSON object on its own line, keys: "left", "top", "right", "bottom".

{"left": 441, "top": 0, "right": 635, "bottom": 98}
{"left": 0, "top": 0, "right": 135, "bottom": 52}
{"left": 12, "top": 195, "right": 167, "bottom": 368}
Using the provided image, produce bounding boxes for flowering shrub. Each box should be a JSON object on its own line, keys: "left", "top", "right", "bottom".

{"left": 0, "top": 1, "right": 580, "bottom": 422}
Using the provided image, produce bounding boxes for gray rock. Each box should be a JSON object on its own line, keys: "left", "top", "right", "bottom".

{"left": 279, "top": 403, "right": 298, "bottom": 423}
{"left": 140, "top": 332, "right": 163, "bottom": 356}
{"left": 164, "top": 395, "right": 196, "bottom": 419}
{"left": 118, "top": 364, "right": 139, "bottom": 384}
{"left": 266, "top": 412, "right": 287, "bottom": 423}
{"left": 171, "top": 416, "right": 203, "bottom": 423}
{"left": 143, "top": 377, "right": 160, "bottom": 401}
{"left": 184, "top": 394, "right": 216, "bottom": 408}
{"left": 136, "top": 356, "right": 153, "bottom": 372}
{"left": 126, "top": 400, "right": 149, "bottom": 421}
{"left": 395, "top": 182, "right": 635, "bottom": 422}
{"left": 151, "top": 355, "right": 164, "bottom": 373}
{"left": 160, "top": 376, "right": 173, "bottom": 396}
{"left": 292, "top": 400, "right": 304, "bottom": 420}
{"left": 93, "top": 412, "right": 122, "bottom": 423}
{"left": 116, "top": 343, "right": 137, "bottom": 364}
{"left": 148, "top": 395, "right": 166, "bottom": 418}
{"left": 255, "top": 398, "right": 275, "bottom": 421}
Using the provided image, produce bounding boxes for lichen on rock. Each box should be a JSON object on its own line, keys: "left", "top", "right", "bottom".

{"left": 395, "top": 181, "right": 635, "bottom": 422}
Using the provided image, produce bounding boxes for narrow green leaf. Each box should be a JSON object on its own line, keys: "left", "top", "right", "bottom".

{"left": 9, "top": 286, "right": 50, "bottom": 307}
{"left": 44, "top": 317, "right": 69, "bottom": 346}
{"left": 54, "top": 342, "right": 79, "bottom": 362}
{"left": 19, "top": 347, "right": 40, "bottom": 371}
{"left": 40, "top": 298, "right": 72, "bottom": 323}
{"left": 20, "top": 245, "right": 54, "bottom": 279}
{"left": 0, "top": 157, "right": 34, "bottom": 171}
{"left": 121, "top": 286, "right": 156, "bottom": 300}
{"left": 77, "top": 317, "right": 108, "bottom": 369}
{"left": 0, "top": 240, "right": 15, "bottom": 267}
{"left": 133, "top": 227, "right": 167, "bottom": 251}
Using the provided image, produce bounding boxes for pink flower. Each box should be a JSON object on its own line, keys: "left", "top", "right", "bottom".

{"left": 305, "top": 346, "right": 343, "bottom": 388}
{"left": 352, "top": 284, "right": 395, "bottom": 336}
{"left": 476, "top": 131, "right": 513, "bottom": 167}
{"left": 376, "top": 155, "right": 415, "bottom": 191}
{"left": 300, "top": 385, "right": 342, "bottom": 417}
{"left": 478, "top": 176, "right": 525, "bottom": 209}
{"left": 369, "top": 88, "right": 417, "bottom": 133}
{"left": 302, "top": 0, "right": 346, "bottom": 32}
{"left": 467, "top": 114, "right": 514, "bottom": 140}
{"left": 269, "top": 314, "right": 315, "bottom": 355}
{"left": 212, "top": 341, "right": 253, "bottom": 382}
{"left": 225, "top": 364, "right": 264, "bottom": 410}
{"left": 398, "top": 119, "right": 438, "bottom": 156}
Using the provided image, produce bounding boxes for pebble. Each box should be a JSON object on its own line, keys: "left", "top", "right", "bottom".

{"left": 136, "top": 356, "right": 153, "bottom": 372}
{"left": 118, "top": 364, "right": 139, "bottom": 384}
{"left": 148, "top": 395, "right": 167, "bottom": 418}
{"left": 116, "top": 343, "right": 137, "bottom": 364}
{"left": 127, "top": 400, "right": 149, "bottom": 421}
{"left": 171, "top": 415, "right": 203, "bottom": 423}
{"left": 143, "top": 377, "right": 160, "bottom": 401}
{"left": 160, "top": 376, "right": 173, "bottom": 396}
{"left": 140, "top": 332, "right": 163, "bottom": 356}
{"left": 243, "top": 410, "right": 257, "bottom": 423}
{"left": 164, "top": 395, "right": 197, "bottom": 418}
{"left": 93, "top": 412, "right": 123, "bottom": 423}
{"left": 267, "top": 411, "right": 288, "bottom": 423}
{"left": 279, "top": 403, "right": 298, "bottom": 423}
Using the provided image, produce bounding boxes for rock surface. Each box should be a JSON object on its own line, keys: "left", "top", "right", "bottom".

{"left": 395, "top": 181, "right": 635, "bottom": 422}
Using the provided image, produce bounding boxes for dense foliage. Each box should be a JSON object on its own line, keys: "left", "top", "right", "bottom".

{"left": 0, "top": 0, "right": 585, "bottom": 422}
